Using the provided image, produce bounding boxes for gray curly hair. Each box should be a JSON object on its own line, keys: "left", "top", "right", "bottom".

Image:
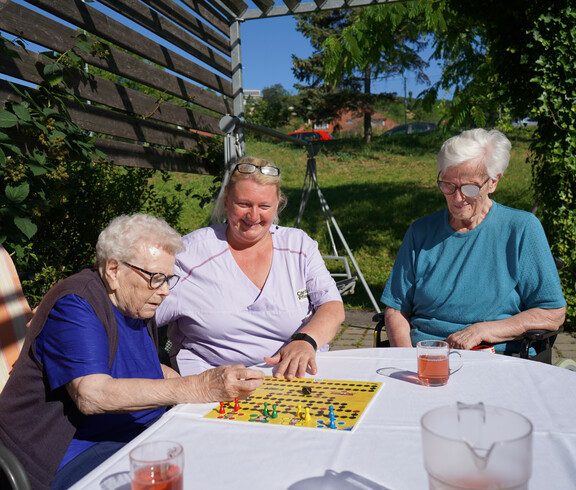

{"left": 96, "top": 214, "right": 183, "bottom": 265}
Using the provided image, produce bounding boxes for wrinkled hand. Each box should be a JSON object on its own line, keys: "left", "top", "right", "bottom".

{"left": 446, "top": 324, "right": 483, "bottom": 350}
{"left": 192, "top": 365, "right": 264, "bottom": 402}
{"left": 264, "top": 341, "right": 317, "bottom": 380}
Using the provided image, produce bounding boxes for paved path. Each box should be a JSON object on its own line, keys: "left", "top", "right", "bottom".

{"left": 330, "top": 310, "right": 576, "bottom": 367}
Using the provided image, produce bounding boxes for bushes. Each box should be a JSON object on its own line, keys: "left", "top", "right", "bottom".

{"left": 0, "top": 36, "right": 202, "bottom": 305}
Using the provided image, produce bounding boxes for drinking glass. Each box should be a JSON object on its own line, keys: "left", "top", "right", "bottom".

{"left": 417, "top": 340, "right": 462, "bottom": 386}
{"left": 129, "top": 441, "right": 184, "bottom": 490}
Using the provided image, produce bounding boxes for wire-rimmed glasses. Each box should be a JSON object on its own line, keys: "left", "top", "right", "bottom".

{"left": 436, "top": 175, "right": 491, "bottom": 198}
{"left": 121, "top": 261, "right": 180, "bottom": 290}
{"left": 233, "top": 162, "right": 280, "bottom": 176}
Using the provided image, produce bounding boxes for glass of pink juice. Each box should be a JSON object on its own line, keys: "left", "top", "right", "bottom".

{"left": 417, "top": 340, "right": 462, "bottom": 386}
{"left": 130, "top": 441, "right": 183, "bottom": 490}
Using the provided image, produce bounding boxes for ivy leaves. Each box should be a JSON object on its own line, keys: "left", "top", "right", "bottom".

{"left": 528, "top": 4, "right": 576, "bottom": 325}
{"left": 0, "top": 35, "right": 99, "bottom": 252}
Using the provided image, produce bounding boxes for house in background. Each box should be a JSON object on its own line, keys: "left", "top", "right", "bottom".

{"left": 299, "top": 109, "right": 399, "bottom": 135}
{"left": 244, "top": 89, "right": 262, "bottom": 100}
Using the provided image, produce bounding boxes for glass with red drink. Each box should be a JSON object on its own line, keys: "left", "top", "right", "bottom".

{"left": 417, "top": 340, "right": 462, "bottom": 386}
{"left": 129, "top": 441, "right": 183, "bottom": 490}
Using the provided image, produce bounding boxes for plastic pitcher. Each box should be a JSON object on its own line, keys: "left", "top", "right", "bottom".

{"left": 421, "top": 402, "right": 533, "bottom": 489}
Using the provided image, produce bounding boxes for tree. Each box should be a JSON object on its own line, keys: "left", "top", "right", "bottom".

{"left": 293, "top": 10, "right": 401, "bottom": 143}
{"left": 246, "top": 84, "right": 294, "bottom": 130}
{"left": 321, "top": 0, "right": 575, "bottom": 325}
{"left": 318, "top": 1, "right": 445, "bottom": 142}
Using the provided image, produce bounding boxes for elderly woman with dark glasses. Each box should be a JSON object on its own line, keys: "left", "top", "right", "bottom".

{"left": 155, "top": 156, "right": 345, "bottom": 380}
{"left": 381, "top": 129, "right": 565, "bottom": 352}
{"left": 0, "top": 214, "right": 263, "bottom": 489}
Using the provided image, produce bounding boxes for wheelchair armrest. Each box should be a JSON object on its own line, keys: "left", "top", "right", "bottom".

{"left": 519, "top": 325, "right": 563, "bottom": 361}
{"left": 372, "top": 313, "right": 389, "bottom": 347}
{"left": 523, "top": 326, "right": 563, "bottom": 341}
{"left": 372, "top": 313, "right": 385, "bottom": 323}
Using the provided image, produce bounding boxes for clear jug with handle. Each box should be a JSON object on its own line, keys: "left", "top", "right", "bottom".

{"left": 421, "top": 402, "right": 533, "bottom": 489}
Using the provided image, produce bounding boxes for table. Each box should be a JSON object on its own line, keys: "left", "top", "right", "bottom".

{"left": 71, "top": 348, "right": 576, "bottom": 489}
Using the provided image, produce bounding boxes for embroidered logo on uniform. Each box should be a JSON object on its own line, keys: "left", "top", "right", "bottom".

{"left": 296, "top": 288, "right": 308, "bottom": 302}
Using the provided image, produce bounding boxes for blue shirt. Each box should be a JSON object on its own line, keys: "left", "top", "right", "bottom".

{"left": 381, "top": 201, "right": 566, "bottom": 352}
{"left": 36, "top": 294, "right": 165, "bottom": 469}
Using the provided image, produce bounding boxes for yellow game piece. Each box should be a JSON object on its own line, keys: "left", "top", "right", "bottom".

{"left": 297, "top": 404, "right": 303, "bottom": 418}
{"left": 304, "top": 407, "right": 310, "bottom": 422}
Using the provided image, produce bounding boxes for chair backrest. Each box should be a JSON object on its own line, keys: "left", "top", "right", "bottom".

{"left": 0, "top": 245, "right": 32, "bottom": 392}
{"left": 0, "top": 444, "right": 31, "bottom": 490}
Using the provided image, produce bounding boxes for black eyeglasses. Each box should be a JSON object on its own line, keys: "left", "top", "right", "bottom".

{"left": 233, "top": 162, "right": 280, "bottom": 176}
{"left": 121, "top": 261, "right": 180, "bottom": 290}
{"left": 437, "top": 175, "right": 492, "bottom": 198}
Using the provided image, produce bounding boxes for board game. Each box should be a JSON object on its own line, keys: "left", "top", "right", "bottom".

{"left": 204, "top": 376, "right": 383, "bottom": 432}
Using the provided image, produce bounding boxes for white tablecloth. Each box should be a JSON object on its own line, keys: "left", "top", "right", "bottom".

{"left": 71, "top": 348, "right": 576, "bottom": 489}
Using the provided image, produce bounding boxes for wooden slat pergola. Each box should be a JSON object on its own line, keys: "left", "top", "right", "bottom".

{"left": 0, "top": 0, "right": 398, "bottom": 174}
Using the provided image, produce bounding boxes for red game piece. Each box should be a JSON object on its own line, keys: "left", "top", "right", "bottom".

{"left": 234, "top": 398, "right": 240, "bottom": 411}
{"left": 219, "top": 402, "right": 226, "bottom": 414}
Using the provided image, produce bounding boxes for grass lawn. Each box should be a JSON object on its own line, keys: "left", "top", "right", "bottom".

{"left": 153, "top": 128, "right": 536, "bottom": 312}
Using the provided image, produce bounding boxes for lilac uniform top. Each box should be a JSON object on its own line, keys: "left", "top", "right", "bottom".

{"left": 154, "top": 224, "right": 342, "bottom": 375}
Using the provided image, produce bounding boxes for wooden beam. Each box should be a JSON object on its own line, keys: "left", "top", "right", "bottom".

{"left": 0, "top": 5, "right": 232, "bottom": 113}
{"left": 252, "top": 0, "right": 275, "bottom": 15}
{"left": 94, "top": 139, "right": 222, "bottom": 174}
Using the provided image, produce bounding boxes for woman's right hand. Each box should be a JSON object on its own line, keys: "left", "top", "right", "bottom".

{"left": 189, "top": 364, "right": 265, "bottom": 402}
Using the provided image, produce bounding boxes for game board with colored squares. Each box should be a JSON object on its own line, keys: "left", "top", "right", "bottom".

{"left": 204, "top": 376, "right": 383, "bottom": 432}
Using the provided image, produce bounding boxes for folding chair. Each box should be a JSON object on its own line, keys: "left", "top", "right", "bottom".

{"left": 0, "top": 245, "right": 32, "bottom": 392}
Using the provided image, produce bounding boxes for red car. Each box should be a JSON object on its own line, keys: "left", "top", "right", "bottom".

{"left": 287, "top": 130, "right": 334, "bottom": 142}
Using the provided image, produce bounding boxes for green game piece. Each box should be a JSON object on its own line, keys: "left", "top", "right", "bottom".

{"left": 263, "top": 402, "right": 269, "bottom": 417}
{"left": 271, "top": 405, "right": 278, "bottom": 419}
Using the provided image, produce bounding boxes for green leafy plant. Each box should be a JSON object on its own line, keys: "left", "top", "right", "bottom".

{"left": 527, "top": 5, "right": 576, "bottom": 326}
{"left": 0, "top": 35, "right": 220, "bottom": 304}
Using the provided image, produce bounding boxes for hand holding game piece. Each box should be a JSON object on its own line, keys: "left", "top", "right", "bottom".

{"left": 184, "top": 364, "right": 264, "bottom": 402}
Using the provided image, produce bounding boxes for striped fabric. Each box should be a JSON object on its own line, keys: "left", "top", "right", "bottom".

{"left": 0, "top": 245, "right": 32, "bottom": 392}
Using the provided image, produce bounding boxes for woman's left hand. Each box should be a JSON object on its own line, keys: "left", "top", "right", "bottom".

{"left": 264, "top": 341, "right": 317, "bottom": 380}
{"left": 446, "top": 324, "right": 484, "bottom": 350}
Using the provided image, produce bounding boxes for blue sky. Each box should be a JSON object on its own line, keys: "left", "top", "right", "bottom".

{"left": 240, "top": 15, "right": 448, "bottom": 98}
{"left": 5, "top": 0, "right": 449, "bottom": 99}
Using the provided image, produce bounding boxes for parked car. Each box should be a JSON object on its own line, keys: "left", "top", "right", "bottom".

{"left": 383, "top": 122, "right": 436, "bottom": 136}
{"left": 287, "top": 130, "right": 334, "bottom": 142}
{"left": 512, "top": 117, "right": 538, "bottom": 127}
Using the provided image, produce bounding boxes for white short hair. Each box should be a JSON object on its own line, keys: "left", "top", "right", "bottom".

{"left": 96, "top": 214, "right": 183, "bottom": 265}
{"left": 437, "top": 129, "right": 511, "bottom": 178}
